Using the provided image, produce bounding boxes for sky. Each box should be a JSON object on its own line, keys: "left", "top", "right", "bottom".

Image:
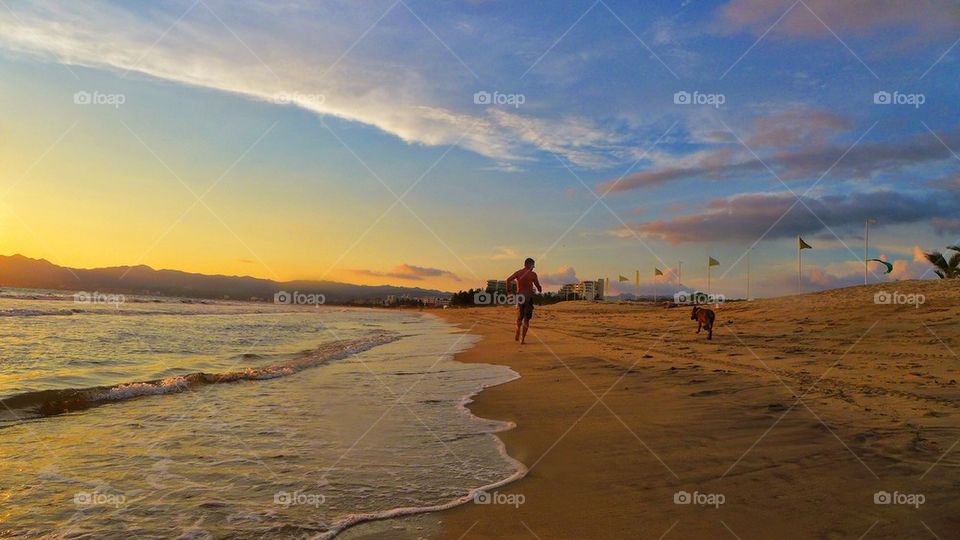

{"left": 0, "top": 0, "right": 958, "bottom": 297}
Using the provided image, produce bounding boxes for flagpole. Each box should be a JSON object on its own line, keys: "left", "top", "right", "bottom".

{"left": 707, "top": 256, "right": 711, "bottom": 295}
{"left": 863, "top": 218, "right": 877, "bottom": 285}
{"left": 636, "top": 270, "right": 640, "bottom": 302}
{"left": 797, "top": 236, "right": 802, "bottom": 295}
{"left": 864, "top": 219, "right": 875, "bottom": 285}
{"left": 677, "top": 261, "right": 682, "bottom": 293}
{"left": 746, "top": 248, "right": 751, "bottom": 300}
{"left": 653, "top": 271, "right": 657, "bottom": 303}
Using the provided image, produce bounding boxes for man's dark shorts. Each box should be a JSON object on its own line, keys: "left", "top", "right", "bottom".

{"left": 517, "top": 296, "right": 534, "bottom": 321}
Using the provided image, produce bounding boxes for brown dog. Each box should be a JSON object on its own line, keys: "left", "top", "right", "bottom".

{"left": 691, "top": 306, "right": 715, "bottom": 339}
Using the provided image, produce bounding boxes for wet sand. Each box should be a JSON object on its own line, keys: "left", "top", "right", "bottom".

{"left": 431, "top": 280, "right": 960, "bottom": 539}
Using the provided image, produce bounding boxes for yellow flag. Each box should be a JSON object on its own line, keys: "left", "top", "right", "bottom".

{"left": 654, "top": 268, "right": 663, "bottom": 276}
{"left": 708, "top": 257, "right": 720, "bottom": 267}
{"left": 618, "top": 275, "right": 629, "bottom": 282}
{"left": 799, "top": 236, "right": 813, "bottom": 250}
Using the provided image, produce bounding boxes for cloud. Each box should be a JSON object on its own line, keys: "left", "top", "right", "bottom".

{"left": 596, "top": 122, "right": 960, "bottom": 193}
{"left": 751, "top": 251, "right": 931, "bottom": 296}
{"left": 487, "top": 246, "right": 521, "bottom": 261}
{"left": 747, "top": 109, "right": 851, "bottom": 149}
{"left": 605, "top": 268, "right": 685, "bottom": 298}
{"left": 616, "top": 189, "right": 958, "bottom": 243}
{"left": 888, "top": 246, "right": 934, "bottom": 280}
{"left": 931, "top": 217, "right": 960, "bottom": 236}
{"left": 0, "top": 1, "right": 622, "bottom": 168}
{"left": 351, "top": 263, "right": 460, "bottom": 281}
{"left": 717, "top": 0, "right": 960, "bottom": 44}
{"left": 538, "top": 266, "right": 579, "bottom": 286}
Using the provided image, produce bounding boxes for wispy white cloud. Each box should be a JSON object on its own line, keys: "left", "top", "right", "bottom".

{"left": 0, "top": 0, "right": 625, "bottom": 168}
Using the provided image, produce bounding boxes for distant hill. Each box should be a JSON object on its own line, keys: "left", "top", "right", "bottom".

{"left": 0, "top": 254, "right": 450, "bottom": 303}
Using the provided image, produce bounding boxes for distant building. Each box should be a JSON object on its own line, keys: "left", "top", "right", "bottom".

{"left": 485, "top": 279, "right": 516, "bottom": 294}
{"left": 559, "top": 280, "right": 604, "bottom": 301}
{"left": 486, "top": 280, "right": 504, "bottom": 293}
{"left": 577, "top": 281, "right": 597, "bottom": 300}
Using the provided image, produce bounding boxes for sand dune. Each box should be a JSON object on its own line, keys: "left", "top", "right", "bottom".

{"left": 427, "top": 280, "right": 959, "bottom": 539}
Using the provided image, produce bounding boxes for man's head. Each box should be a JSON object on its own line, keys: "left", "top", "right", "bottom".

{"left": 524, "top": 257, "right": 535, "bottom": 269}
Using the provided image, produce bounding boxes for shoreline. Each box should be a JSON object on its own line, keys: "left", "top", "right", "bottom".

{"left": 330, "top": 312, "right": 527, "bottom": 539}
{"left": 427, "top": 284, "right": 960, "bottom": 539}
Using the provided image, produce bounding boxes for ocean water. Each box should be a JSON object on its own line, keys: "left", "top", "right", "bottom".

{"left": 0, "top": 290, "right": 522, "bottom": 538}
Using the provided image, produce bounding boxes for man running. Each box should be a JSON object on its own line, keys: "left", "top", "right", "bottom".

{"left": 506, "top": 258, "right": 542, "bottom": 344}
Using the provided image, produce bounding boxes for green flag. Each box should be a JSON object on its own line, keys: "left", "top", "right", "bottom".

{"left": 708, "top": 257, "right": 720, "bottom": 267}
{"left": 799, "top": 237, "right": 813, "bottom": 250}
{"left": 654, "top": 268, "right": 664, "bottom": 276}
{"left": 868, "top": 258, "right": 893, "bottom": 274}
{"left": 618, "top": 275, "right": 629, "bottom": 282}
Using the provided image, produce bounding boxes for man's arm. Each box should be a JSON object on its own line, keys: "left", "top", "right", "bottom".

{"left": 534, "top": 273, "right": 542, "bottom": 293}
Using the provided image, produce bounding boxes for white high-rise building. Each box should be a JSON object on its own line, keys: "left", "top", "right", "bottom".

{"left": 559, "top": 280, "right": 604, "bottom": 300}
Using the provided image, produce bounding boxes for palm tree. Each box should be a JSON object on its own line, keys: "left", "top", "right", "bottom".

{"left": 924, "top": 245, "right": 960, "bottom": 279}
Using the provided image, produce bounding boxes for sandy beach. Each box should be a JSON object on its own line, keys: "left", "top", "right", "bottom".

{"left": 5, "top": 3, "right": 959, "bottom": 537}
{"left": 431, "top": 280, "right": 960, "bottom": 539}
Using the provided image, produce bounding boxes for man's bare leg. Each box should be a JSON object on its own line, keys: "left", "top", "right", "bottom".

{"left": 515, "top": 317, "right": 522, "bottom": 341}
{"left": 520, "top": 319, "right": 530, "bottom": 344}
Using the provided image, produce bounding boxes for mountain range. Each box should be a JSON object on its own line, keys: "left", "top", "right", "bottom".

{"left": 0, "top": 255, "right": 450, "bottom": 303}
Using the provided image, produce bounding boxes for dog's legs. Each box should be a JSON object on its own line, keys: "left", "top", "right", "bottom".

{"left": 707, "top": 325, "right": 712, "bottom": 340}
{"left": 697, "top": 322, "right": 702, "bottom": 334}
